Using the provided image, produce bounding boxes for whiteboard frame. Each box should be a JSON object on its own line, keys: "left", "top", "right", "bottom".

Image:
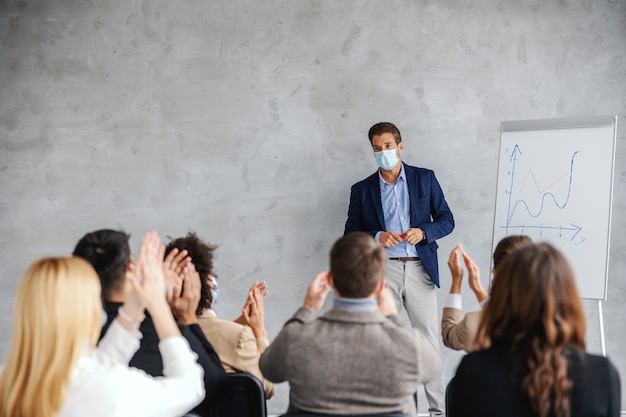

{"left": 492, "top": 115, "right": 617, "bottom": 301}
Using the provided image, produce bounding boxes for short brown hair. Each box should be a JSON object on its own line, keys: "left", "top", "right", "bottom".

{"left": 330, "top": 232, "right": 386, "bottom": 298}
{"left": 368, "top": 122, "right": 402, "bottom": 145}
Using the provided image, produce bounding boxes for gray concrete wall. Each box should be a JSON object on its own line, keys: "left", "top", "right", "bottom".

{"left": 1, "top": 0, "right": 624, "bottom": 414}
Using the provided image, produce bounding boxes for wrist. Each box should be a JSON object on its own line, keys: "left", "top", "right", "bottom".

{"left": 474, "top": 289, "right": 490, "bottom": 303}
{"left": 450, "top": 277, "right": 462, "bottom": 294}
{"left": 117, "top": 305, "right": 145, "bottom": 328}
{"left": 177, "top": 315, "right": 198, "bottom": 325}
{"left": 302, "top": 303, "right": 318, "bottom": 313}
{"left": 252, "top": 326, "right": 267, "bottom": 339}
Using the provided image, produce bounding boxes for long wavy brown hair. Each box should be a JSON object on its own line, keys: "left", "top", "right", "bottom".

{"left": 475, "top": 242, "right": 586, "bottom": 417}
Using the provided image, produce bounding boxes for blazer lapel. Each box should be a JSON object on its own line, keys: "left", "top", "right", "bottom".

{"left": 405, "top": 164, "right": 419, "bottom": 218}
{"left": 367, "top": 172, "right": 385, "bottom": 229}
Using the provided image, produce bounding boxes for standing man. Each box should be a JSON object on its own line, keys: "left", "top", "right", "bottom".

{"left": 344, "top": 121, "right": 454, "bottom": 416}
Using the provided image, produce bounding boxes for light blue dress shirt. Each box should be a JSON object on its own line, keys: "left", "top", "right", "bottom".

{"left": 376, "top": 165, "right": 419, "bottom": 258}
{"left": 333, "top": 297, "right": 377, "bottom": 311}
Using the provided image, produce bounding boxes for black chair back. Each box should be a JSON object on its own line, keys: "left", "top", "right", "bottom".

{"left": 445, "top": 376, "right": 456, "bottom": 416}
{"left": 209, "top": 373, "right": 267, "bottom": 417}
{"left": 281, "top": 413, "right": 410, "bottom": 417}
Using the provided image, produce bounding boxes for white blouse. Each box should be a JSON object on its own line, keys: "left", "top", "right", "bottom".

{"left": 58, "top": 320, "right": 204, "bottom": 417}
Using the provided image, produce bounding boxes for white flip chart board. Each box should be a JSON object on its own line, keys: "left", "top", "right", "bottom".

{"left": 492, "top": 116, "right": 617, "bottom": 300}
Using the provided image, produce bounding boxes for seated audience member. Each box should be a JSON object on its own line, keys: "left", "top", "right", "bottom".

{"left": 441, "top": 235, "right": 531, "bottom": 351}
{"left": 449, "top": 242, "right": 621, "bottom": 417}
{"left": 259, "top": 231, "right": 441, "bottom": 417}
{"left": 72, "top": 229, "right": 226, "bottom": 415}
{"left": 0, "top": 231, "right": 204, "bottom": 417}
{"left": 165, "top": 232, "right": 275, "bottom": 398}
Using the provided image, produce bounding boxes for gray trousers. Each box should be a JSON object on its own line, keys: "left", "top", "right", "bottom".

{"left": 385, "top": 259, "right": 445, "bottom": 414}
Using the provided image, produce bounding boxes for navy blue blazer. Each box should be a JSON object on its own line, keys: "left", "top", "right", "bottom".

{"left": 344, "top": 163, "right": 454, "bottom": 287}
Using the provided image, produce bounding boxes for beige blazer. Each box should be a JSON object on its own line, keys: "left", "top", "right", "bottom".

{"left": 441, "top": 307, "right": 482, "bottom": 352}
{"left": 198, "top": 313, "right": 275, "bottom": 399}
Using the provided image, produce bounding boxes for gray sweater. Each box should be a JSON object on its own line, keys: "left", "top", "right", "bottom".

{"left": 259, "top": 307, "right": 442, "bottom": 416}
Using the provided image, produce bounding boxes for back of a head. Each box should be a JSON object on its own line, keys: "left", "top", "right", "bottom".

{"left": 165, "top": 232, "right": 217, "bottom": 315}
{"left": 492, "top": 234, "right": 532, "bottom": 270}
{"left": 72, "top": 229, "right": 131, "bottom": 300}
{"left": 0, "top": 257, "right": 101, "bottom": 417}
{"left": 330, "top": 232, "right": 386, "bottom": 298}
{"left": 479, "top": 242, "right": 586, "bottom": 349}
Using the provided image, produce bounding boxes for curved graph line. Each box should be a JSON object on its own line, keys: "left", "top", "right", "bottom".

{"left": 507, "top": 151, "right": 579, "bottom": 225}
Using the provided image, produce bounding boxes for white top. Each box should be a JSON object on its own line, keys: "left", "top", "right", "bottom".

{"left": 58, "top": 320, "right": 205, "bottom": 417}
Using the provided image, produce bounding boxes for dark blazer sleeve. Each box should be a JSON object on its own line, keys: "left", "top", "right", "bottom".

{"left": 405, "top": 165, "right": 454, "bottom": 286}
{"left": 344, "top": 172, "right": 383, "bottom": 237}
{"left": 412, "top": 167, "right": 454, "bottom": 242}
{"left": 181, "top": 323, "right": 228, "bottom": 413}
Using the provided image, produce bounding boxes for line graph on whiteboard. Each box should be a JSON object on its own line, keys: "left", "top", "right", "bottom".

{"left": 499, "top": 144, "right": 586, "bottom": 246}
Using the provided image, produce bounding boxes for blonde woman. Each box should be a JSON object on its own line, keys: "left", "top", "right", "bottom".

{"left": 0, "top": 231, "right": 204, "bottom": 417}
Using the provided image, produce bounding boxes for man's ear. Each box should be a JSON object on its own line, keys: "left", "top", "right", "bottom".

{"left": 375, "top": 278, "right": 386, "bottom": 296}
{"left": 327, "top": 272, "right": 335, "bottom": 289}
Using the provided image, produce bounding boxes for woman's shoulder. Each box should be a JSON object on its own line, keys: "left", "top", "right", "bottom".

{"left": 567, "top": 349, "right": 620, "bottom": 378}
{"left": 198, "top": 315, "right": 253, "bottom": 342}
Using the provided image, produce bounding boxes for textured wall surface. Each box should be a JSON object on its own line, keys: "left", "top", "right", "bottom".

{"left": 1, "top": 0, "right": 625, "bottom": 413}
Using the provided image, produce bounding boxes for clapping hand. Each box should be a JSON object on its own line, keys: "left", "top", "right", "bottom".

{"left": 169, "top": 263, "right": 202, "bottom": 325}
{"left": 303, "top": 271, "right": 332, "bottom": 313}
{"left": 377, "top": 286, "right": 398, "bottom": 317}
{"left": 241, "top": 283, "right": 268, "bottom": 338}
{"left": 163, "top": 247, "right": 191, "bottom": 302}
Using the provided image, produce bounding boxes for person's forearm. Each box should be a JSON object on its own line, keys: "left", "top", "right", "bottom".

{"left": 450, "top": 276, "right": 462, "bottom": 294}
{"left": 471, "top": 286, "right": 489, "bottom": 303}
{"left": 149, "top": 301, "right": 182, "bottom": 340}
{"left": 251, "top": 325, "right": 267, "bottom": 339}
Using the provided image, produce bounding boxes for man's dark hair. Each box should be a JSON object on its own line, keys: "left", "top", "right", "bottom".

{"left": 330, "top": 232, "right": 386, "bottom": 298}
{"left": 72, "top": 229, "right": 131, "bottom": 300}
{"left": 368, "top": 122, "right": 402, "bottom": 145}
{"left": 165, "top": 232, "right": 217, "bottom": 316}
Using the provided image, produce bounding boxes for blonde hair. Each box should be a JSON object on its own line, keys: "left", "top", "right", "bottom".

{"left": 0, "top": 257, "right": 102, "bottom": 417}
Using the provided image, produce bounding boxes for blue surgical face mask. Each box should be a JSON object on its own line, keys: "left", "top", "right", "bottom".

{"left": 374, "top": 149, "right": 399, "bottom": 171}
{"left": 210, "top": 275, "right": 220, "bottom": 304}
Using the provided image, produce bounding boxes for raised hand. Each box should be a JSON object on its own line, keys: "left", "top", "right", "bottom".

{"left": 234, "top": 281, "right": 269, "bottom": 325}
{"left": 128, "top": 231, "right": 168, "bottom": 311}
{"left": 163, "top": 248, "right": 190, "bottom": 300}
{"left": 377, "top": 286, "right": 398, "bottom": 317}
{"left": 447, "top": 244, "right": 464, "bottom": 294}
{"left": 462, "top": 250, "right": 489, "bottom": 303}
{"left": 169, "top": 263, "right": 202, "bottom": 325}
{"left": 303, "top": 271, "right": 332, "bottom": 312}
{"left": 241, "top": 286, "right": 267, "bottom": 338}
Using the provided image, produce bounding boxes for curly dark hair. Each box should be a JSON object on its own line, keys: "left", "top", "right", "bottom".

{"left": 165, "top": 232, "right": 217, "bottom": 316}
